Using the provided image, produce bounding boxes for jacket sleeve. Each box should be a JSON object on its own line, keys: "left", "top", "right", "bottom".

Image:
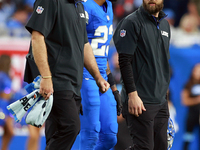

{"left": 113, "top": 16, "right": 140, "bottom": 94}
{"left": 25, "top": 0, "right": 58, "bottom": 38}
{"left": 119, "top": 53, "right": 136, "bottom": 94}
{"left": 113, "top": 17, "right": 140, "bottom": 55}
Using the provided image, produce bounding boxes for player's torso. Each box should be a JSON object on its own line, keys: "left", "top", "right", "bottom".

{"left": 83, "top": 0, "right": 113, "bottom": 79}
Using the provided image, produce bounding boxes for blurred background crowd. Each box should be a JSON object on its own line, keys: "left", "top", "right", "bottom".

{"left": 0, "top": 0, "right": 200, "bottom": 150}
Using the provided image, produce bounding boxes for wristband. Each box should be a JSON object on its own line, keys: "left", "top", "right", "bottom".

{"left": 113, "top": 90, "right": 119, "bottom": 95}
{"left": 42, "top": 76, "right": 52, "bottom": 79}
{"left": 107, "top": 73, "right": 116, "bottom": 87}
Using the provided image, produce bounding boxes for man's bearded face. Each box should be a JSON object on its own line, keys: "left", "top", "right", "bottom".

{"left": 143, "top": 0, "right": 164, "bottom": 15}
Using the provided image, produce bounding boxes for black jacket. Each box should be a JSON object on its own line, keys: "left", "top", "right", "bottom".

{"left": 24, "top": 0, "right": 88, "bottom": 96}
{"left": 113, "top": 6, "right": 171, "bottom": 104}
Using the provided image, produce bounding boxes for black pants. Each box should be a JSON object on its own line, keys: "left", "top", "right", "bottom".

{"left": 45, "top": 90, "right": 81, "bottom": 150}
{"left": 183, "top": 104, "right": 200, "bottom": 150}
{"left": 124, "top": 101, "right": 169, "bottom": 150}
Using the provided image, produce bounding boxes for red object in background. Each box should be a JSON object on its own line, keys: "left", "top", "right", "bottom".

{"left": 114, "top": 4, "right": 125, "bottom": 18}
{"left": 124, "top": 0, "right": 134, "bottom": 4}
{"left": 0, "top": 38, "right": 29, "bottom": 55}
{"left": 0, "top": 38, "right": 29, "bottom": 92}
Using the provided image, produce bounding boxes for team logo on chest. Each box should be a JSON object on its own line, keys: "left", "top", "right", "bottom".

{"left": 36, "top": 6, "right": 44, "bottom": 14}
{"left": 80, "top": 13, "right": 85, "bottom": 18}
{"left": 161, "top": 31, "right": 168, "bottom": 37}
{"left": 120, "top": 29, "right": 126, "bottom": 37}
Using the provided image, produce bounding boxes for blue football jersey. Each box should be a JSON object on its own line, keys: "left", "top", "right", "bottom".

{"left": 82, "top": 0, "right": 113, "bottom": 79}
{"left": 0, "top": 71, "right": 12, "bottom": 94}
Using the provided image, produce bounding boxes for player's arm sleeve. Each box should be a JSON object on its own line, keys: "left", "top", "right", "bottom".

{"left": 119, "top": 53, "right": 136, "bottom": 94}
{"left": 113, "top": 18, "right": 140, "bottom": 94}
{"left": 25, "top": 0, "right": 57, "bottom": 38}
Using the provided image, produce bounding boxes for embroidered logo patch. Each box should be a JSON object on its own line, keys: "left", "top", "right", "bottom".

{"left": 85, "top": 11, "right": 89, "bottom": 24}
{"left": 80, "top": 13, "right": 85, "bottom": 18}
{"left": 36, "top": 6, "right": 44, "bottom": 14}
{"left": 161, "top": 31, "right": 168, "bottom": 37}
{"left": 120, "top": 29, "right": 126, "bottom": 37}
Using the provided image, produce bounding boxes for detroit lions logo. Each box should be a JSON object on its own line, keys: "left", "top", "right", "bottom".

{"left": 85, "top": 11, "right": 89, "bottom": 24}
{"left": 80, "top": 13, "right": 85, "bottom": 18}
{"left": 161, "top": 31, "right": 169, "bottom": 37}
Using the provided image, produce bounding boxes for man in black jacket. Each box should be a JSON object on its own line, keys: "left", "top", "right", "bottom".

{"left": 24, "top": 0, "right": 110, "bottom": 149}
{"left": 113, "top": 0, "right": 170, "bottom": 149}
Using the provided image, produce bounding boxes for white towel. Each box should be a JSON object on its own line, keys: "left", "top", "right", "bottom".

{"left": 7, "top": 89, "right": 40, "bottom": 122}
{"left": 7, "top": 75, "right": 53, "bottom": 128}
{"left": 25, "top": 94, "right": 53, "bottom": 128}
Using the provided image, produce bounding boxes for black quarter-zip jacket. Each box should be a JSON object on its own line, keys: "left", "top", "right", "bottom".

{"left": 25, "top": 0, "right": 88, "bottom": 96}
{"left": 113, "top": 6, "right": 171, "bottom": 104}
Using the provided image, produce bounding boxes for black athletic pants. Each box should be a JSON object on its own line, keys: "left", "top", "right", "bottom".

{"left": 183, "top": 105, "right": 200, "bottom": 150}
{"left": 45, "top": 90, "right": 81, "bottom": 150}
{"left": 124, "top": 101, "right": 169, "bottom": 150}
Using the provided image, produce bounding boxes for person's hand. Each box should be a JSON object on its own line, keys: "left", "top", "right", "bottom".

{"left": 113, "top": 90, "right": 122, "bottom": 116}
{"left": 39, "top": 78, "right": 54, "bottom": 100}
{"left": 96, "top": 77, "right": 110, "bottom": 93}
{"left": 128, "top": 91, "right": 146, "bottom": 117}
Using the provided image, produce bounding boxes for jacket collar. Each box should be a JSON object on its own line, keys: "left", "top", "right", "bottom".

{"left": 139, "top": 5, "right": 167, "bottom": 21}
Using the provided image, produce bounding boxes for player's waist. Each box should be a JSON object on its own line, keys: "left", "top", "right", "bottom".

{"left": 83, "top": 68, "right": 107, "bottom": 80}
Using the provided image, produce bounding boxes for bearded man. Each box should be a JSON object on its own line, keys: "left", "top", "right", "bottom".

{"left": 113, "top": 0, "right": 171, "bottom": 149}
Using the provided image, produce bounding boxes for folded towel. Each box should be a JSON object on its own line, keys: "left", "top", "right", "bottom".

{"left": 25, "top": 94, "right": 53, "bottom": 128}
{"left": 7, "top": 75, "right": 53, "bottom": 128}
{"left": 7, "top": 89, "right": 40, "bottom": 122}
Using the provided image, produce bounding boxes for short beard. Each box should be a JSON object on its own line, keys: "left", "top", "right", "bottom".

{"left": 143, "top": 0, "right": 164, "bottom": 15}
